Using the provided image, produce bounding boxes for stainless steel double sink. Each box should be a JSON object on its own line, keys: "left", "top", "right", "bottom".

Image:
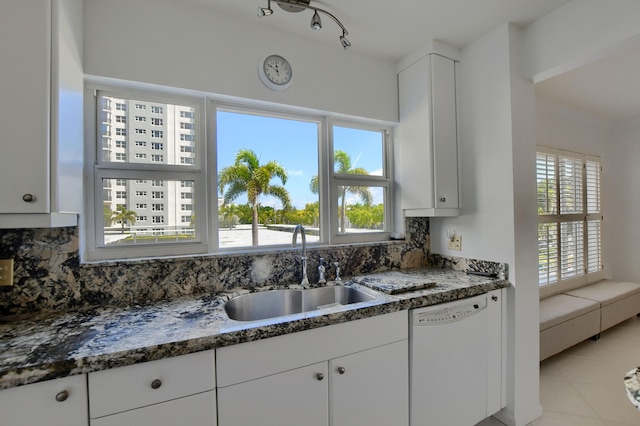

{"left": 225, "top": 286, "right": 376, "bottom": 321}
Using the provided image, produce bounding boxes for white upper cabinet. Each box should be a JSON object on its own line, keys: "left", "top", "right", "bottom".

{"left": 396, "top": 53, "right": 460, "bottom": 217}
{"left": 0, "top": 0, "right": 83, "bottom": 228}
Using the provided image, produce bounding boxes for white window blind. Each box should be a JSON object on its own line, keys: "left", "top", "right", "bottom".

{"left": 537, "top": 147, "right": 602, "bottom": 294}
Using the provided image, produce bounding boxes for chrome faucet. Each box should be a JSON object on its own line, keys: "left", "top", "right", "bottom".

{"left": 292, "top": 224, "right": 309, "bottom": 286}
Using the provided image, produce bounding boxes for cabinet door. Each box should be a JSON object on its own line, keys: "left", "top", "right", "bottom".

{"left": 91, "top": 391, "right": 216, "bottom": 426}
{"left": 0, "top": 0, "right": 51, "bottom": 213}
{"left": 217, "top": 362, "right": 329, "bottom": 426}
{"left": 431, "top": 54, "right": 459, "bottom": 210}
{"left": 330, "top": 341, "right": 408, "bottom": 426}
{"left": 397, "top": 53, "right": 459, "bottom": 216}
{"left": 0, "top": 375, "right": 88, "bottom": 426}
{"left": 486, "top": 289, "right": 505, "bottom": 415}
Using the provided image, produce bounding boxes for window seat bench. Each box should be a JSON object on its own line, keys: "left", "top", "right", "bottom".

{"left": 540, "top": 280, "right": 640, "bottom": 361}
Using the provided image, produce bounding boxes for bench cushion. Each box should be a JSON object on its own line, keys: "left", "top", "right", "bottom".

{"left": 564, "top": 280, "right": 640, "bottom": 306}
{"left": 566, "top": 280, "right": 640, "bottom": 330}
{"left": 539, "top": 294, "right": 600, "bottom": 331}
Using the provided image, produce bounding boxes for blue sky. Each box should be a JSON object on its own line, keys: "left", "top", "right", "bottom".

{"left": 217, "top": 111, "right": 384, "bottom": 210}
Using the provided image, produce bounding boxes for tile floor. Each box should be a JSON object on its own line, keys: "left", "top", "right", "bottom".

{"left": 478, "top": 315, "right": 640, "bottom": 426}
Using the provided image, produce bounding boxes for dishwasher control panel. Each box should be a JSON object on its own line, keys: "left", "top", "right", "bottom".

{"left": 414, "top": 296, "right": 487, "bottom": 325}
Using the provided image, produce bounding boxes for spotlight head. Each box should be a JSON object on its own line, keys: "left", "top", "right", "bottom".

{"left": 310, "top": 10, "right": 322, "bottom": 30}
{"left": 340, "top": 33, "right": 351, "bottom": 50}
{"left": 257, "top": 7, "right": 273, "bottom": 17}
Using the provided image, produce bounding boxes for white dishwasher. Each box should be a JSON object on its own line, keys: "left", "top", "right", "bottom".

{"left": 410, "top": 291, "right": 502, "bottom": 426}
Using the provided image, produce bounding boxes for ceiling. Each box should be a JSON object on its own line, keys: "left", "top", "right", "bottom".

{"left": 192, "top": 0, "right": 640, "bottom": 123}
{"left": 534, "top": 40, "right": 640, "bottom": 123}
{"left": 191, "top": 0, "right": 572, "bottom": 61}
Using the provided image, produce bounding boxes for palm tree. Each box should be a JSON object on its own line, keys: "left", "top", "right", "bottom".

{"left": 104, "top": 203, "right": 114, "bottom": 227}
{"left": 111, "top": 205, "right": 137, "bottom": 234}
{"left": 310, "top": 150, "right": 373, "bottom": 233}
{"left": 218, "top": 149, "right": 291, "bottom": 246}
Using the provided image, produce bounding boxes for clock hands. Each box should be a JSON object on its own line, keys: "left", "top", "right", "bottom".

{"left": 267, "top": 63, "right": 279, "bottom": 75}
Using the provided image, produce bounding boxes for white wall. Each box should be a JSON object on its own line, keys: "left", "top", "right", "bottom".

{"left": 83, "top": 0, "right": 398, "bottom": 122}
{"left": 536, "top": 103, "right": 615, "bottom": 282}
{"left": 610, "top": 119, "right": 640, "bottom": 281}
{"left": 430, "top": 24, "right": 542, "bottom": 425}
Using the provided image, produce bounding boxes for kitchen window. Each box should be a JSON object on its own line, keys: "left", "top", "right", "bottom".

{"left": 85, "top": 85, "right": 393, "bottom": 261}
{"left": 537, "top": 146, "right": 603, "bottom": 297}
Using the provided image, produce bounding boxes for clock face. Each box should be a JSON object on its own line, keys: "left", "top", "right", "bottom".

{"left": 259, "top": 55, "right": 293, "bottom": 90}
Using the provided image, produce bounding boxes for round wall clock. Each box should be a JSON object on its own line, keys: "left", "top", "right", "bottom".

{"left": 258, "top": 54, "right": 293, "bottom": 91}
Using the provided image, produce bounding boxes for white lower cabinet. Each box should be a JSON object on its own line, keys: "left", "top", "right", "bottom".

{"left": 217, "top": 362, "right": 329, "bottom": 426}
{"left": 88, "top": 350, "right": 216, "bottom": 426}
{"left": 0, "top": 374, "right": 88, "bottom": 426}
{"left": 329, "top": 340, "right": 408, "bottom": 426}
{"left": 216, "top": 311, "right": 409, "bottom": 426}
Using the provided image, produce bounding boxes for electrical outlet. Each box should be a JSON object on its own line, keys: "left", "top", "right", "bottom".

{"left": 0, "top": 259, "right": 14, "bottom": 286}
{"left": 447, "top": 234, "right": 462, "bottom": 251}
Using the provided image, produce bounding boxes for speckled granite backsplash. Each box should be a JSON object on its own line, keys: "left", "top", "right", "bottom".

{"left": 0, "top": 218, "right": 439, "bottom": 316}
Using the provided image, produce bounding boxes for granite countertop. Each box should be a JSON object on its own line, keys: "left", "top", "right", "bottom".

{"left": 0, "top": 268, "right": 509, "bottom": 390}
{"left": 624, "top": 367, "right": 640, "bottom": 409}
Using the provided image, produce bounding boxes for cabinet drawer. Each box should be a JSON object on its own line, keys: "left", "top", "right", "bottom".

{"left": 0, "top": 374, "right": 88, "bottom": 426}
{"left": 89, "top": 350, "right": 215, "bottom": 418}
{"left": 91, "top": 390, "right": 216, "bottom": 426}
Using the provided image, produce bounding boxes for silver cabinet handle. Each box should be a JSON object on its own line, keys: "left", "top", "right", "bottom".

{"left": 337, "top": 366, "right": 346, "bottom": 374}
{"left": 22, "top": 194, "right": 35, "bottom": 203}
{"left": 55, "top": 390, "right": 69, "bottom": 402}
{"left": 151, "top": 379, "right": 162, "bottom": 389}
{"left": 315, "top": 372, "right": 324, "bottom": 381}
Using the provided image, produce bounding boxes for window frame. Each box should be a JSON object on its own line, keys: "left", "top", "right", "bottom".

{"left": 328, "top": 118, "right": 394, "bottom": 245}
{"left": 84, "top": 83, "right": 395, "bottom": 261}
{"left": 537, "top": 146, "right": 603, "bottom": 298}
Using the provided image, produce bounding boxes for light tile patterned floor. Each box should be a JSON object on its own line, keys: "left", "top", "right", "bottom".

{"left": 478, "top": 316, "right": 640, "bottom": 426}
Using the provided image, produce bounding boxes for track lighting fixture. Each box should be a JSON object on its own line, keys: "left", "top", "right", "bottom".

{"left": 339, "top": 31, "right": 351, "bottom": 49}
{"left": 257, "top": 0, "right": 351, "bottom": 50}
{"left": 257, "top": 0, "right": 273, "bottom": 17}
{"left": 310, "top": 10, "right": 322, "bottom": 30}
